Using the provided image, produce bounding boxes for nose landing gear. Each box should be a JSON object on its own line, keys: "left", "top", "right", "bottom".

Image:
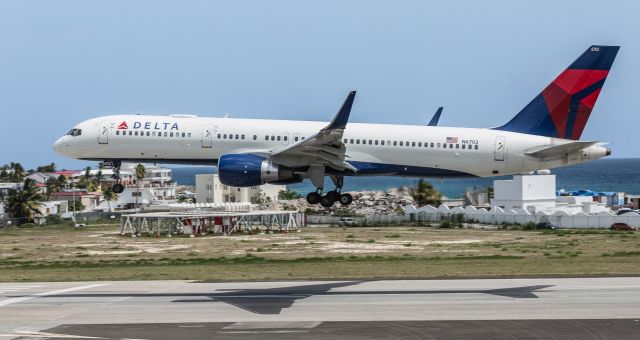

{"left": 106, "top": 160, "right": 125, "bottom": 194}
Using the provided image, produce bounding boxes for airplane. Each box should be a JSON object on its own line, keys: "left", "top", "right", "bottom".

{"left": 428, "top": 107, "right": 443, "bottom": 126}
{"left": 54, "top": 45, "right": 619, "bottom": 208}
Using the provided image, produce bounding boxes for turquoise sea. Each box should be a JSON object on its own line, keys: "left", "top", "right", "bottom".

{"left": 171, "top": 158, "right": 640, "bottom": 198}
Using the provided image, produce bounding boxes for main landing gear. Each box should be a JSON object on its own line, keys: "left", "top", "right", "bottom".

{"left": 305, "top": 175, "right": 353, "bottom": 208}
{"left": 107, "top": 160, "right": 125, "bottom": 194}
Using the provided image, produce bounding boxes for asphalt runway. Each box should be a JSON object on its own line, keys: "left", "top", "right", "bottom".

{"left": 0, "top": 277, "right": 639, "bottom": 339}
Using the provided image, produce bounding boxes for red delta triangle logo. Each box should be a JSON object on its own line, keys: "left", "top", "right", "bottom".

{"left": 117, "top": 121, "right": 128, "bottom": 130}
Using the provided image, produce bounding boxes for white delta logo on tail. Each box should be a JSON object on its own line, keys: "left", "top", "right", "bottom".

{"left": 54, "top": 45, "right": 618, "bottom": 208}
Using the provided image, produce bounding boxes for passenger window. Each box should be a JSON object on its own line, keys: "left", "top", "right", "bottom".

{"left": 302, "top": 137, "right": 305, "bottom": 140}
{"left": 381, "top": 141, "right": 385, "bottom": 146}
{"left": 253, "top": 135, "right": 257, "bottom": 140}
{"left": 430, "top": 143, "right": 434, "bottom": 148}
{"left": 188, "top": 133, "right": 191, "bottom": 138}
{"left": 223, "top": 134, "right": 227, "bottom": 139}
{"left": 116, "top": 130, "right": 119, "bottom": 135}
{"left": 343, "top": 138, "right": 348, "bottom": 143}
{"left": 271, "top": 136, "right": 275, "bottom": 141}
{"left": 146, "top": 131, "right": 150, "bottom": 136}
{"left": 283, "top": 136, "right": 287, "bottom": 141}
{"left": 152, "top": 132, "right": 156, "bottom": 137}
{"left": 412, "top": 142, "right": 416, "bottom": 147}
{"left": 182, "top": 133, "right": 186, "bottom": 137}
{"left": 418, "top": 142, "right": 422, "bottom": 147}
{"left": 294, "top": 136, "right": 299, "bottom": 142}
{"left": 350, "top": 139, "right": 354, "bottom": 144}
{"left": 164, "top": 132, "right": 168, "bottom": 137}
{"left": 241, "top": 135, "right": 245, "bottom": 140}
{"left": 475, "top": 145, "right": 478, "bottom": 150}
{"left": 393, "top": 141, "right": 397, "bottom": 146}
{"left": 235, "top": 134, "right": 239, "bottom": 139}
{"left": 375, "top": 140, "right": 379, "bottom": 145}
{"left": 443, "top": 144, "right": 446, "bottom": 148}
{"left": 368, "top": 140, "right": 372, "bottom": 145}
{"left": 277, "top": 136, "right": 281, "bottom": 141}
{"left": 399, "top": 141, "right": 403, "bottom": 146}
{"left": 265, "top": 135, "right": 269, "bottom": 141}
{"left": 356, "top": 139, "right": 360, "bottom": 144}
{"left": 450, "top": 144, "right": 454, "bottom": 148}
{"left": 462, "top": 144, "right": 466, "bottom": 149}
{"left": 170, "top": 132, "right": 174, "bottom": 137}
{"left": 406, "top": 141, "right": 409, "bottom": 146}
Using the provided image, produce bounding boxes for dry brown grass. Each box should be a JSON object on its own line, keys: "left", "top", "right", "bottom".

{"left": 1, "top": 224, "right": 639, "bottom": 282}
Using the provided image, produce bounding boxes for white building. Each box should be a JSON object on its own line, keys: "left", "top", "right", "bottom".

{"left": 195, "top": 174, "right": 284, "bottom": 204}
{"left": 491, "top": 175, "right": 557, "bottom": 212}
{"left": 491, "top": 174, "right": 608, "bottom": 215}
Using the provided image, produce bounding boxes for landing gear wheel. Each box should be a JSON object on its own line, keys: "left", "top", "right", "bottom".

{"left": 339, "top": 193, "right": 353, "bottom": 206}
{"left": 320, "top": 194, "right": 336, "bottom": 208}
{"left": 325, "top": 190, "right": 340, "bottom": 202}
{"left": 112, "top": 184, "right": 125, "bottom": 194}
{"left": 306, "top": 192, "right": 321, "bottom": 205}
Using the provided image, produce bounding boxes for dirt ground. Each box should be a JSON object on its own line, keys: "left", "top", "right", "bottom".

{"left": 1, "top": 224, "right": 639, "bottom": 281}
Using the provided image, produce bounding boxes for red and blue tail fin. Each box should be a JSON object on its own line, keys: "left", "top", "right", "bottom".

{"left": 495, "top": 45, "right": 619, "bottom": 140}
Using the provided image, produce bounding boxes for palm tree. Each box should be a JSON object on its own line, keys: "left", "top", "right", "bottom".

{"left": 102, "top": 186, "right": 118, "bottom": 212}
{"left": 45, "top": 177, "right": 60, "bottom": 199}
{"left": 134, "top": 164, "right": 146, "bottom": 209}
{"left": 56, "top": 174, "right": 68, "bottom": 190}
{"left": 410, "top": 179, "right": 442, "bottom": 207}
{"left": 10, "top": 162, "right": 25, "bottom": 182}
{"left": 6, "top": 179, "right": 46, "bottom": 224}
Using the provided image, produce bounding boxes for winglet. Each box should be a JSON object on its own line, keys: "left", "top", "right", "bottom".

{"left": 428, "top": 107, "right": 443, "bottom": 126}
{"left": 323, "top": 91, "right": 356, "bottom": 131}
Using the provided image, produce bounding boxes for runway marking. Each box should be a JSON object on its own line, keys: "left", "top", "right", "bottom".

{"left": 0, "top": 330, "right": 105, "bottom": 338}
{"left": 0, "top": 284, "right": 107, "bottom": 307}
{"left": 219, "top": 330, "right": 309, "bottom": 334}
{"left": 224, "top": 321, "right": 322, "bottom": 329}
{"left": 0, "top": 285, "right": 45, "bottom": 294}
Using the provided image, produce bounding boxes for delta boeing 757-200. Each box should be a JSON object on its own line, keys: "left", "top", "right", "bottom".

{"left": 54, "top": 45, "right": 618, "bottom": 208}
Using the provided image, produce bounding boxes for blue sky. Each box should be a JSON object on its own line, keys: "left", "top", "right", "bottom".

{"left": 1, "top": 0, "right": 638, "bottom": 170}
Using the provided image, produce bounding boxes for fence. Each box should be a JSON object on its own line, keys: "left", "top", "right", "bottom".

{"left": 404, "top": 204, "right": 640, "bottom": 229}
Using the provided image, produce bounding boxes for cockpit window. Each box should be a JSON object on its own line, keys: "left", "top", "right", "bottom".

{"left": 67, "top": 128, "right": 82, "bottom": 137}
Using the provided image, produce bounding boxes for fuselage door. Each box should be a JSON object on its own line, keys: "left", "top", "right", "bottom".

{"left": 202, "top": 125, "right": 215, "bottom": 148}
{"left": 494, "top": 136, "right": 506, "bottom": 161}
{"left": 98, "top": 121, "right": 110, "bottom": 144}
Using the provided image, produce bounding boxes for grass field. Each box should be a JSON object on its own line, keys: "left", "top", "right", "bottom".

{"left": 1, "top": 223, "right": 639, "bottom": 282}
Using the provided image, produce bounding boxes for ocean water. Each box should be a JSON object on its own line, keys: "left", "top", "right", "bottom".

{"left": 171, "top": 158, "right": 640, "bottom": 198}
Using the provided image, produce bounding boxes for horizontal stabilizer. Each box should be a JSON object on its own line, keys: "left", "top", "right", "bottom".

{"left": 525, "top": 141, "right": 597, "bottom": 158}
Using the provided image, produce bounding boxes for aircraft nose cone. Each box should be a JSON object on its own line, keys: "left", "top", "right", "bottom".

{"left": 53, "top": 137, "right": 66, "bottom": 156}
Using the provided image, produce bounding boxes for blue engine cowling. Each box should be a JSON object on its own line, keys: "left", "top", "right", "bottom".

{"left": 218, "top": 154, "right": 295, "bottom": 187}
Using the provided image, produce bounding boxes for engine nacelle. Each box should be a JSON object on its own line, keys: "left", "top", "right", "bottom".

{"left": 218, "top": 154, "right": 295, "bottom": 187}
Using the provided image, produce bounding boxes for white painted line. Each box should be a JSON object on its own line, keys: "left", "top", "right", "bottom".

{"left": 0, "top": 330, "right": 105, "bottom": 338}
{"left": 0, "top": 284, "right": 107, "bottom": 307}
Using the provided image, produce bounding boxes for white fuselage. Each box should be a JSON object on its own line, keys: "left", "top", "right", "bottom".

{"left": 53, "top": 114, "right": 608, "bottom": 178}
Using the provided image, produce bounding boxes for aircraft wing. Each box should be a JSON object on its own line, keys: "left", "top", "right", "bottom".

{"left": 265, "top": 91, "right": 357, "bottom": 172}
{"left": 525, "top": 141, "right": 597, "bottom": 159}
{"left": 428, "top": 107, "right": 443, "bottom": 126}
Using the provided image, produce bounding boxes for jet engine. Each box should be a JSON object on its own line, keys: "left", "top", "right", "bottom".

{"left": 218, "top": 154, "right": 296, "bottom": 187}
